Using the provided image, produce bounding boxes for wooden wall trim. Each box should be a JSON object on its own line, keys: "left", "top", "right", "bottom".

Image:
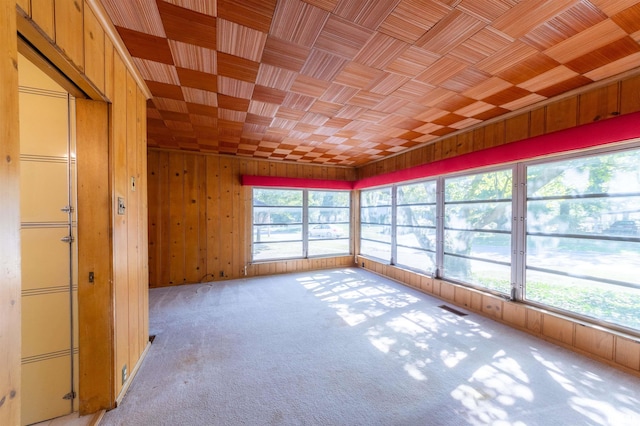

{"left": 248, "top": 256, "right": 356, "bottom": 277}
{"left": 85, "top": 0, "right": 151, "bottom": 100}
{"left": 1, "top": 0, "right": 21, "bottom": 421}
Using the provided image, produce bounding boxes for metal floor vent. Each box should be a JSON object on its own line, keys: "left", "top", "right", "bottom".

{"left": 439, "top": 305, "right": 468, "bottom": 317}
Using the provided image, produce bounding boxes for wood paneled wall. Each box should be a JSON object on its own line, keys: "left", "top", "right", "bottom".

{"left": 357, "top": 256, "right": 640, "bottom": 378}
{"left": 357, "top": 75, "right": 640, "bottom": 179}
{"left": 147, "top": 150, "right": 357, "bottom": 287}
{"left": 1, "top": 0, "right": 21, "bottom": 423}
{"left": 6, "top": 0, "right": 150, "bottom": 419}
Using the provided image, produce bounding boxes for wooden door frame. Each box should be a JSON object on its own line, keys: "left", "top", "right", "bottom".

{"left": 0, "top": 0, "right": 21, "bottom": 423}
{"left": 76, "top": 98, "right": 115, "bottom": 413}
{"left": 17, "top": 20, "right": 117, "bottom": 416}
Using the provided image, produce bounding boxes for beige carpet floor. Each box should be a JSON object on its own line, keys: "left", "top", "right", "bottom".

{"left": 101, "top": 268, "right": 640, "bottom": 425}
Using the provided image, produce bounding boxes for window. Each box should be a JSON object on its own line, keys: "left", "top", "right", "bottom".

{"left": 443, "top": 169, "right": 513, "bottom": 294}
{"left": 396, "top": 181, "right": 437, "bottom": 274}
{"left": 525, "top": 149, "right": 640, "bottom": 330}
{"left": 253, "top": 188, "right": 303, "bottom": 261}
{"left": 308, "top": 190, "right": 350, "bottom": 257}
{"left": 357, "top": 146, "right": 640, "bottom": 332}
{"left": 360, "top": 188, "right": 392, "bottom": 261}
{"left": 252, "top": 188, "right": 351, "bottom": 261}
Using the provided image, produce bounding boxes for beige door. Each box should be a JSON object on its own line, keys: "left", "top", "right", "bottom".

{"left": 19, "top": 54, "right": 79, "bottom": 425}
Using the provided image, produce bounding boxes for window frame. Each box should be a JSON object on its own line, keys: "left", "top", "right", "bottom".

{"left": 442, "top": 166, "right": 514, "bottom": 295}
{"left": 252, "top": 187, "right": 352, "bottom": 262}
{"left": 520, "top": 144, "right": 640, "bottom": 332}
{"left": 252, "top": 188, "right": 304, "bottom": 261}
{"left": 394, "top": 180, "right": 438, "bottom": 275}
{"left": 359, "top": 186, "right": 394, "bottom": 263}
{"left": 307, "top": 189, "right": 352, "bottom": 258}
{"left": 356, "top": 140, "right": 640, "bottom": 335}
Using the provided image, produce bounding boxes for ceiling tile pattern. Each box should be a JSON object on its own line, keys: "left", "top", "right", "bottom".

{"left": 101, "top": 0, "right": 640, "bottom": 166}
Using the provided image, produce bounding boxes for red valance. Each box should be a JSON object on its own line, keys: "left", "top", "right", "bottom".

{"left": 241, "top": 175, "right": 354, "bottom": 190}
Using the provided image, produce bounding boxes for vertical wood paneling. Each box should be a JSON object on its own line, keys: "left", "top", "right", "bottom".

{"left": 615, "top": 337, "right": 640, "bottom": 371}
{"left": 158, "top": 152, "right": 171, "bottom": 286}
{"left": 137, "top": 86, "right": 149, "bottom": 354}
{"left": 104, "top": 38, "right": 114, "bottom": 101}
{"left": 206, "top": 155, "right": 221, "bottom": 282}
{"left": 545, "top": 97, "right": 578, "bottom": 133}
{"left": 219, "top": 157, "right": 234, "bottom": 278}
{"left": 441, "top": 136, "right": 456, "bottom": 159}
{"left": 578, "top": 83, "right": 619, "bottom": 125}
{"left": 439, "top": 281, "right": 455, "bottom": 301}
{"left": 483, "top": 121, "right": 505, "bottom": 147}
{"left": 542, "top": 314, "right": 574, "bottom": 345}
{"left": 31, "top": 0, "right": 55, "bottom": 40}
{"left": 16, "top": 0, "right": 30, "bottom": 15}
{"left": 111, "top": 52, "right": 129, "bottom": 398}
{"left": 481, "top": 294, "right": 503, "bottom": 319}
{"left": 183, "top": 154, "right": 201, "bottom": 283}
{"left": 169, "top": 154, "right": 185, "bottom": 285}
{"left": 453, "top": 286, "right": 470, "bottom": 308}
{"left": 472, "top": 127, "right": 485, "bottom": 151}
{"left": 126, "top": 71, "right": 140, "bottom": 367}
{"left": 197, "top": 155, "right": 208, "bottom": 281}
{"left": 0, "top": 0, "right": 21, "bottom": 422}
{"left": 504, "top": 114, "right": 529, "bottom": 143}
{"left": 456, "top": 132, "right": 473, "bottom": 156}
{"left": 233, "top": 160, "right": 244, "bottom": 277}
{"left": 258, "top": 160, "right": 269, "bottom": 176}
{"left": 620, "top": 75, "right": 640, "bottom": 114}
{"left": 526, "top": 310, "right": 543, "bottom": 334}
{"left": 470, "top": 291, "right": 482, "bottom": 311}
{"left": 147, "top": 151, "right": 160, "bottom": 287}
{"left": 275, "top": 161, "right": 287, "bottom": 177}
{"left": 529, "top": 108, "right": 546, "bottom": 137}
{"left": 575, "top": 325, "right": 614, "bottom": 360}
{"left": 54, "top": 0, "right": 85, "bottom": 70}
{"left": 83, "top": 5, "right": 105, "bottom": 93}
{"left": 502, "top": 302, "right": 526, "bottom": 328}
{"left": 286, "top": 162, "right": 298, "bottom": 178}
{"left": 149, "top": 152, "right": 358, "bottom": 286}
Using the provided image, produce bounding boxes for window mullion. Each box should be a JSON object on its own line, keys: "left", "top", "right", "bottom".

{"left": 512, "top": 164, "right": 526, "bottom": 301}
{"left": 391, "top": 185, "right": 397, "bottom": 265}
{"left": 436, "top": 177, "right": 444, "bottom": 278}
{"left": 303, "top": 190, "right": 308, "bottom": 258}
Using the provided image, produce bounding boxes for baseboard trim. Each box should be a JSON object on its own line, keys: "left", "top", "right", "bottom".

{"left": 91, "top": 410, "right": 106, "bottom": 426}
{"left": 115, "top": 341, "right": 152, "bottom": 407}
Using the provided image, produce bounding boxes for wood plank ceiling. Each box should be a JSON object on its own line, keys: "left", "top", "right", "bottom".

{"left": 101, "top": 0, "right": 640, "bottom": 166}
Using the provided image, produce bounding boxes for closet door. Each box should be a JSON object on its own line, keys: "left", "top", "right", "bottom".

{"left": 19, "top": 54, "right": 78, "bottom": 426}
